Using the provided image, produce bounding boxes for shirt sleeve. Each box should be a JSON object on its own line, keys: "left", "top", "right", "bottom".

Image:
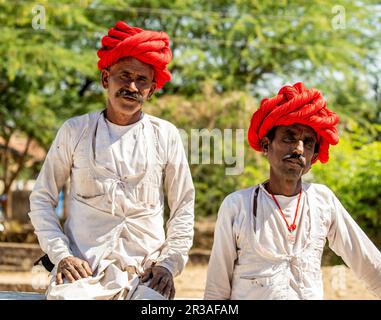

{"left": 204, "top": 196, "right": 237, "bottom": 300}
{"left": 327, "top": 192, "right": 381, "bottom": 298}
{"left": 28, "top": 120, "right": 75, "bottom": 266}
{"left": 154, "top": 126, "right": 195, "bottom": 277}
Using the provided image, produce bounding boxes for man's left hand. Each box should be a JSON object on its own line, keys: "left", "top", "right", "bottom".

{"left": 140, "top": 266, "right": 175, "bottom": 299}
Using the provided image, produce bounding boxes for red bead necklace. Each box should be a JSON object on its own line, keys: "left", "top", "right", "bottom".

{"left": 270, "top": 189, "right": 302, "bottom": 232}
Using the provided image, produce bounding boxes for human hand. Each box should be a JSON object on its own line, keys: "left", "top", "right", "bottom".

{"left": 56, "top": 256, "right": 93, "bottom": 285}
{"left": 140, "top": 265, "right": 175, "bottom": 299}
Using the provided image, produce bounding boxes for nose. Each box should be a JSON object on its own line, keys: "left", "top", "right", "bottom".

{"left": 128, "top": 80, "right": 139, "bottom": 93}
{"left": 294, "top": 140, "right": 304, "bottom": 155}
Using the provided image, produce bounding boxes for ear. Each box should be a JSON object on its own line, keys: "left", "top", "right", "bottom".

{"left": 147, "top": 82, "right": 157, "bottom": 99}
{"left": 261, "top": 137, "right": 270, "bottom": 155}
{"left": 311, "top": 152, "right": 319, "bottom": 163}
{"left": 101, "top": 69, "right": 110, "bottom": 89}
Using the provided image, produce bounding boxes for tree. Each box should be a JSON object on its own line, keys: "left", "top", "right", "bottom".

{"left": 0, "top": 0, "right": 103, "bottom": 217}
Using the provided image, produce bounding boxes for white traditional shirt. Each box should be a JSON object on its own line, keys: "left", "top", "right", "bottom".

{"left": 204, "top": 182, "right": 381, "bottom": 300}
{"left": 29, "top": 111, "right": 195, "bottom": 299}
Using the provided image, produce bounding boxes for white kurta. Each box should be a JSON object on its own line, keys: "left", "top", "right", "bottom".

{"left": 204, "top": 183, "right": 381, "bottom": 300}
{"left": 29, "top": 111, "right": 195, "bottom": 300}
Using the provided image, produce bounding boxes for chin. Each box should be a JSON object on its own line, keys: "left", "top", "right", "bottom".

{"left": 283, "top": 167, "right": 303, "bottom": 179}
{"left": 116, "top": 101, "right": 142, "bottom": 115}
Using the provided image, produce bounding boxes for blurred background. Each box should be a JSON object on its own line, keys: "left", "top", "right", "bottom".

{"left": 0, "top": 0, "right": 380, "bottom": 299}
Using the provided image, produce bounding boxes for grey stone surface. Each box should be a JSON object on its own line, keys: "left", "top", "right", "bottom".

{"left": 0, "top": 291, "right": 45, "bottom": 300}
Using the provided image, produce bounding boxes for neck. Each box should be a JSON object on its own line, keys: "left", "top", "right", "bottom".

{"left": 266, "top": 170, "right": 302, "bottom": 196}
{"left": 105, "top": 106, "right": 142, "bottom": 126}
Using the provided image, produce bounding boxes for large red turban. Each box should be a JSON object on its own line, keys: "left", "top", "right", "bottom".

{"left": 248, "top": 82, "right": 339, "bottom": 163}
{"left": 97, "top": 21, "right": 172, "bottom": 89}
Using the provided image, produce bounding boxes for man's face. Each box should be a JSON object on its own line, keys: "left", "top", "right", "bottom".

{"left": 261, "top": 124, "right": 319, "bottom": 180}
{"left": 101, "top": 57, "right": 156, "bottom": 116}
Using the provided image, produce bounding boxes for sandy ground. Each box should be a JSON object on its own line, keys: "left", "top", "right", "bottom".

{"left": 0, "top": 263, "right": 378, "bottom": 300}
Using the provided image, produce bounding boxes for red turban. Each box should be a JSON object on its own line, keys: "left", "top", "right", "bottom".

{"left": 248, "top": 82, "right": 339, "bottom": 163}
{"left": 97, "top": 21, "right": 172, "bottom": 89}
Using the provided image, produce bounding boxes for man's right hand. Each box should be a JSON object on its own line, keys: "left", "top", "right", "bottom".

{"left": 56, "top": 256, "right": 93, "bottom": 285}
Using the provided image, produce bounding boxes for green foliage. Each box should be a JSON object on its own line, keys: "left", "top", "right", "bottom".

{"left": 312, "top": 131, "right": 381, "bottom": 240}
{"left": 0, "top": 0, "right": 104, "bottom": 148}
{"left": 1, "top": 0, "right": 380, "bottom": 145}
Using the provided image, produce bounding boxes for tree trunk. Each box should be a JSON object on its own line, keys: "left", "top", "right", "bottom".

{"left": 1, "top": 135, "right": 32, "bottom": 220}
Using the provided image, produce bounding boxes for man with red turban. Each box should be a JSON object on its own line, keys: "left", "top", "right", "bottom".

{"left": 29, "top": 22, "right": 195, "bottom": 300}
{"left": 205, "top": 82, "right": 381, "bottom": 300}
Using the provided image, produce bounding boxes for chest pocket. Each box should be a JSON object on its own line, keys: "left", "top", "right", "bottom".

{"left": 127, "top": 166, "right": 163, "bottom": 209}
{"left": 71, "top": 167, "right": 104, "bottom": 199}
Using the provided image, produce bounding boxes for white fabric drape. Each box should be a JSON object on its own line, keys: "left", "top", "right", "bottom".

{"left": 204, "top": 183, "right": 381, "bottom": 300}
{"left": 29, "top": 111, "right": 195, "bottom": 300}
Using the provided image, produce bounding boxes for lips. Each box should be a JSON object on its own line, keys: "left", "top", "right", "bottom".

{"left": 284, "top": 159, "right": 304, "bottom": 167}
{"left": 121, "top": 95, "right": 137, "bottom": 101}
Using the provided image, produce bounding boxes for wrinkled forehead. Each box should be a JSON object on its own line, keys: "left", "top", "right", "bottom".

{"left": 110, "top": 57, "right": 154, "bottom": 78}
{"left": 277, "top": 124, "right": 318, "bottom": 140}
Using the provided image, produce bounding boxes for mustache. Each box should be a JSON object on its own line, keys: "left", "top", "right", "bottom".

{"left": 115, "top": 88, "right": 144, "bottom": 104}
{"left": 282, "top": 153, "right": 306, "bottom": 168}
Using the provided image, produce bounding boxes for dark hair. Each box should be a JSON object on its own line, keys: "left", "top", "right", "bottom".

{"left": 265, "top": 126, "right": 278, "bottom": 143}
{"left": 265, "top": 126, "right": 320, "bottom": 153}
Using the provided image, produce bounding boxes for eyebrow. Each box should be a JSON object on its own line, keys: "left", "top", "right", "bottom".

{"left": 120, "top": 71, "right": 150, "bottom": 80}
{"left": 283, "top": 129, "right": 316, "bottom": 141}
{"left": 283, "top": 129, "right": 298, "bottom": 137}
